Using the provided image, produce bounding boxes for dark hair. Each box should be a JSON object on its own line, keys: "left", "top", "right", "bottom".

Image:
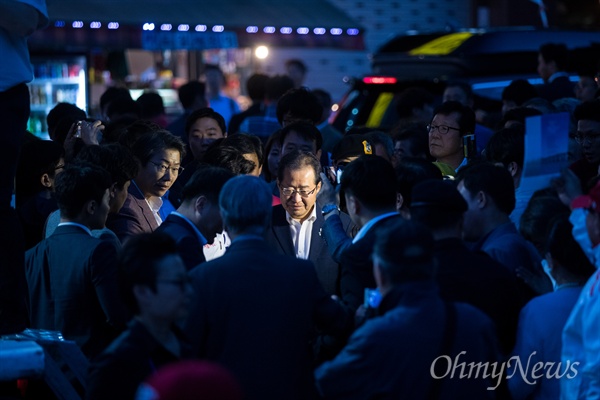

{"left": 106, "top": 96, "right": 141, "bottom": 121}
{"left": 276, "top": 88, "right": 322, "bottom": 125}
{"left": 117, "top": 120, "right": 163, "bottom": 149}
{"left": 15, "top": 139, "right": 65, "bottom": 206}
{"left": 246, "top": 73, "right": 269, "bottom": 102}
{"left": 75, "top": 143, "right": 140, "bottom": 189}
{"left": 539, "top": 42, "right": 569, "bottom": 71}
{"left": 391, "top": 123, "right": 431, "bottom": 160}
{"left": 433, "top": 101, "right": 476, "bottom": 136}
{"left": 201, "top": 145, "right": 256, "bottom": 175}
{"left": 130, "top": 129, "right": 186, "bottom": 167}
{"left": 574, "top": 99, "right": 600, "bottom": 123}
{"left": 519, "top": 194, "right": 570, "bottom": 254}
{"left": 395, "top": 158, "right": 443, "bottom": 208}
{"left": 456, "top": 162, "right": 516, "bottom": 215}
{"left": 181, "top": 166, "right": 234, "bottom": 204}
{"left": 265, "top": 75, "right": 295, "bottom": 102}
{"left": 484, "top": 126, "right": 525, "bottom": 169}
{"left": 136, "top": 92, "right": 165, "bottom": 119}
{"left": 502, "top": 79, "right": 538, "bottom": 106}
{"left": 46, "top": 103, "right": 86, "bottom": 139}
{"left": 185, "top": 107, "right": 227, "bottom": 137}
{"left": 545, "top": 216, "right": 596, "bottom": 278}
{"left": 279, "top": 121, "right": 323, "bottom": 153}
{"left": 219, "top": 176, "right": 272, "bottom": 235}
{"left": 373, "top": 219, "right": 435, "bottom": 284}
{"left": 285, "top": 59, "right": 307, "bottom": 73}
{"left": 396, "top": 87, "right": 434, "bottom": 119}
{"left": 277, "top": 150, "right": 322, "bottom": 185}
{"left": 178, "top": 81, "right": 206, "bottom": 110}
{"left": 339, "top": 155, "right": 397, "bottom": 210}
{"left": 368, "top": 131, "right": 394, "bottom": 160}
{"left": 262, "top": 130, "right": 283, "bottom": 182}
{"left": 501, "top": 106, "right": 542, "bottom": 127}
{"left": 223, "top": 134, "right": 264, "bottom": 167}
{"left": 100, "top": 87, "right": 132, "bottom": 113}
{"left": 118, "top": 232, "right": 179, "bottom": 314}
{"left": 444, "top": 81, "right": 474, "bottom": 100}
{"left": 54, "top": 162, "right": 113, "bottom": 219}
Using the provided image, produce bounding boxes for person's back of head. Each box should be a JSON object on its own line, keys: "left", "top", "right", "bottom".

{"left": 396, "top": 87, "right": 435, "bottom": 120}
{"left": 219, "top": 175, "right": 272, "bottom": 236}
{"left": 178, "top": 81, "right": 207, "bottom": 111}
{"left": 501, "top": 106, "right": 542, "bottom": 128}
{"left": 201, "top": 144, "right": 257, "bottom": 176}
{"left": 545, "top": 215, "right": 596, "bottom": 280}
{"left": 276, "top": 88, "right": 322, "bottom": 126}
{"left": 136, "top": 92, "right": 165, "bottom": 120}
{"left": 246, "top": 73, "right": 269, "bottom": 102}
{"left": 502, "top": 79, "right": 538, "bottom": 109}
{"left": 539, "top": 42, "right": 569, "bottom": 72}
{"left": 443, "top": 81, "right": 474, "bottom": 106}
{"left": 54, "top": 162, "right": 112, "bottom": 221}
{"left": 181, "top": 166, "right": 234, "bottom": 205}
{"left": 16, "top": 139, "right": 65, "bottom": 206}
{"left": 118, "top": 231, "right": 180, "bottom": 315}
{"left": 456, "top": 162, "right": 516, "bottom": 215}
{"left": 46, "top": 102, "right": 86, "bottom": 140}
{"left": 519, "top": 193, "right": 569, "bottom": 253}
{"left": 107, "top": 96, "right": 141, "bottom": 122}
{"left": 484, "top": 126, "right": 525, "bottom": 171}
{"left": 311, "top": 88, "right": 333, "bottom": 124}
{"left": 372, "top": 218, "right": 436, "bottom": 286}
{"left": 264, "top": 75, "right": 294, "bottom": 103}
{"left": 340, "top": 155, "right": 397, "bottom": 212}
{"left": 100, "top": 87, "right": 132, "bottom": 116}
{"left": 75, "top": 143, "right": 140, "bottom": 191}
{"left": 574, "top": 98, "right": 600, "bottom": 123}
{"left": 279, "top": 121, "right": 323, "bottom": 155}
{"left": 394, "top": 158, "right": 443, "bottom": 211}
{"left": 409, "top": 179, "right": 467, "bottom": 232}
{"left": 391, "top": 122, "right": 431, "bottom": 161}
{"left": 433, "top": 100, "right": 476, "bottom": 135}
{"left": 522, "top": 97, "right": 557, "bottom": 114}
{"left": 368, "top": 131, "right": 394, "bottom": 162}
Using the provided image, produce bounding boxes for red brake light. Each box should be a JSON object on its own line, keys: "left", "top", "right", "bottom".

{"left": 362, "top": 76, "right": 397, "bottom": 84}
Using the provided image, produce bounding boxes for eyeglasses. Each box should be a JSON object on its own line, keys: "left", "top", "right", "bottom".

{"left": 156, "top": 276, "right": 192, "bottom": 291}
{"left": 427, "top": 124, "right": 461, "bottom": 135}
{"left": 280, "top": 186, "right": 318, "bottom": 198}
{"left": 149, "top": 161, "right": 184, "bottom": 176}
{"left": 574, "top": 132, "right": 600, "bottom": 145}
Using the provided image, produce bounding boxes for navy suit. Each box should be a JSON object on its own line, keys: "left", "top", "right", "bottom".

{"left": 536, "top": 76, "right": 575, "bottom": 102}
{"left": 25, "top": 224, "right": 128, "bottom": 359}
{"left": 184, "top": 237, "right": 351, "bottom": 400}
{"left": 106, "top": 184, "right": 159, "bottom": 244}
{"left": 265, "top": 205, "right": 355, "bottom": 296}
{"left": 156, "top": 213, "right": 206, "bottom": 271}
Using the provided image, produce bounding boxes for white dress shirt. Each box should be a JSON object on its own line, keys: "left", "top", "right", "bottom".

{"left": 286, "top": 206, "right": 317, "bottom": 260}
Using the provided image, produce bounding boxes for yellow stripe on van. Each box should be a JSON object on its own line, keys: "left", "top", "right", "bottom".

{"left": 409, "top": 32, "right": 473, "bottom": 56}
{"left": 366, "top": 93, "right": 394, "bottom": 128}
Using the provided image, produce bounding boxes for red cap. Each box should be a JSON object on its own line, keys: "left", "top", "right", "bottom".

{"left": 572, "top": 181, "right": 600, "bottom": 212}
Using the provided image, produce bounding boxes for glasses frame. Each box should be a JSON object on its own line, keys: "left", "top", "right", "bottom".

{"left": 279, "top": 185, "right": 318, "bottom": 198}
{"left": 148, "top": 160, "right": 184, "bottom": 176}
{"left": 427, "top": 124, "right": 461, "bottom": 135}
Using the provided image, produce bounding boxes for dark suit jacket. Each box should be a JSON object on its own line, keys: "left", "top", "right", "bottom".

{"left": 339, "top": 214, "right": 403, "bottom": 312}
{"left": 156, "top": 213, "right": 206, "bottom": 271}
{"left": 265, "top": 205, "right": 355, "bottom": 296}
{"left": 536, "top": 76, "right": 575, "bottom": 102}
{"left": 24, "top": 225, "right": 128, "bottom": 359}
{"left": 106, "top": 184, "right": 159, "bottom": 244}
{"left": 228, "top": 102, "right": 264, "bottom": 134}
{"left": 184, "top": 237, "right": 351, "bottom": 400}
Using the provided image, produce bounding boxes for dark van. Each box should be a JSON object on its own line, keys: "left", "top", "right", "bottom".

{"left": 331, "top": 27, "right": 600, "bottom": 132}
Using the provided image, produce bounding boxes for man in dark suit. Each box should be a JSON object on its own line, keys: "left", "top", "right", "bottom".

{"left": 25, "top": 163, "right": 128, "bottom": 359}
{"left": 184, "top": 175, "right": 351, "bottom": 400}
{"left": 536, "top": 42, "right": 575, "bottom": 102}
{"left": 265, "top": 150, "right": 354, "bottom": 295}
{"left": 156, "top": 166, "right": 234, "bottom": 270}
{"left": 338, "top": 155, "right": 402, "bottom": 313}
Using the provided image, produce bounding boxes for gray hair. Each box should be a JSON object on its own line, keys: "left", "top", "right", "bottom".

{"left": 219, "top": 175, "right": 272, "bottom": 236}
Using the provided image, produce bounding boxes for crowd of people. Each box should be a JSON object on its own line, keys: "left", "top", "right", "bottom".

{"left": 1, "top": 5, "right": 600, "bottom": 397}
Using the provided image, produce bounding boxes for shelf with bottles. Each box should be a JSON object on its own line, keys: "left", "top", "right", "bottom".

{"left": 27, "top": 110, "right": 50, "bottom": 139}
{"left": 29, "top": 83, "right": 81, "bottom": 108}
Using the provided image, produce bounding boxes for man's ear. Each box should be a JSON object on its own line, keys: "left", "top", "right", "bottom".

{"left": 507, "top": 161, "right": 519, "bottom": 178}
{"left": 194, "top": 195, "right": 207, "bottom": 216}
{"left": 85, "top": 199, "right": 97, "bottom": 215}
{"left": 476, "top": 190, "right": 487, "bottom": 209}
{"left": 40, "top": 173, "right": 52, "bottom": 189}
{"left": 396, "top": 193, "right": 404, "bottom": 211}
{"left": 109, "top": 182, "right": 118, "bottom": 200}
{"left": 346, "top": 194, "right": 359, "bottom": 216}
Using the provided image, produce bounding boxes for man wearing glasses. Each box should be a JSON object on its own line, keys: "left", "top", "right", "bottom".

{"left": 428, "top": 101, "right": 476, "bottom": 177}
{"left": 266, "top": 150, "right": 354, "bottom": 296}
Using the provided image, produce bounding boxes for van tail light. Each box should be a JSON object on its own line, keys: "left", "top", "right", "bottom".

{"left": 362, "top": 76, "right": 397, "bottom": 84}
